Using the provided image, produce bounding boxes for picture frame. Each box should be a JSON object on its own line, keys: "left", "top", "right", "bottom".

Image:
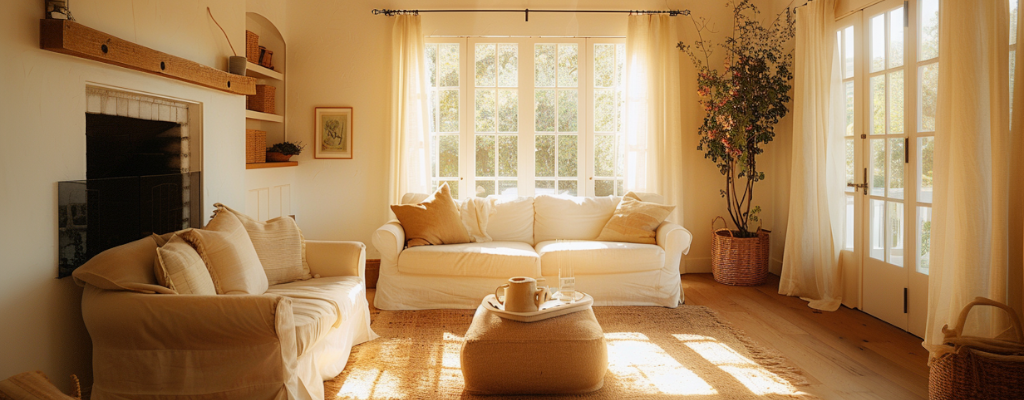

{"left": 314, "top": 107, "right": 353, "bottom": 159}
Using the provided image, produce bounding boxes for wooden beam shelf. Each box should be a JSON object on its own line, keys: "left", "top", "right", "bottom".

{"left": 245, "top": 110, "right": 284, "bottom": 123}
{"left": 246, "top": 161, "right": 298, "bottom": 169}
{"left": 40, "top": 19, "right": 256, "bottom": 96}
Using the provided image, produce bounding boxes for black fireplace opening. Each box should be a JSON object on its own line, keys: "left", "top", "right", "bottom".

{"left": 57, "top": 112, "right": 202, "bottom": 278}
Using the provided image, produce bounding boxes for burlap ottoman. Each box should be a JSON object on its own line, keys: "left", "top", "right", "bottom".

{"left": 460, "top": 306, "right": 608, "bottom": 395}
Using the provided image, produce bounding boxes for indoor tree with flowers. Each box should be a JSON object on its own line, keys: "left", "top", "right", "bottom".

{"left": 679, "top": 0, "right": 795, "bottom": 238}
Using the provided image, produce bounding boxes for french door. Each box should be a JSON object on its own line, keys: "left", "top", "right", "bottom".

{"left": 845, "top": 0, "right": 936, "bottom": 337}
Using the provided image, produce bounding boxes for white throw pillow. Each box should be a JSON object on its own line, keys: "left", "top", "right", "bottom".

{"left": 533, "top": 195, "right": 619, "bottom": 243}
{"left": 486, "top": 196, "right": 535, "bottom": 244}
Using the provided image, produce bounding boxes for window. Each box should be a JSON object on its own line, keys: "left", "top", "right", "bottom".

{"left": 424, "top": 38, "right": 627, "bottom": 198}
{"left": 914, "top": 0, "right": 939, "bottom": 274}
{"left": 839, "top": 25, "right": 856, "bottom": 251}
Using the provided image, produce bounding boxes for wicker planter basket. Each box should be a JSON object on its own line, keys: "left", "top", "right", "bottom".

{"left": 929, "top": 297, "right": 1024, "bottom": 400}
{"left": 245, "top": 129, "right": 266, "bottom": 163}
{"left": 710, "top": 216, "right": 770, "bottom": 286}
{"left": 246, "top": 31, "right": 259, "bottom": 64}
{"left": 246, "top": 85, "right": 275, "bottom": 114}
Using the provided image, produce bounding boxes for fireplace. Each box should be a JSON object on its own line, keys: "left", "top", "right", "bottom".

{"left": 58, "top": 87, "right": 203, "bottom": 277}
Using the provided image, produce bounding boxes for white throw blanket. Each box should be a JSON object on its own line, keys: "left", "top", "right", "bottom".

{"left": 460, "top": 197, "right": 497, "bottom": 243}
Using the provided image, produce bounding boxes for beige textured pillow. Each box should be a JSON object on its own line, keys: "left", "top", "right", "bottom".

{"left": 154, "top": 234, "right": 216, "bottom": 295}
{"left": 391, "top": 183, "right": 472, "bottom": 248}
{"left": 181, "top": 210, "right": 268, "bottom": 295}
{"left": 71, "top": 236, "right": 176, "bottom": 294}
{"left": 215, "top": 204, "right": 312, "bottom": 285}
{"left": 595, "top": 192, "right": 675, "bottom": 244}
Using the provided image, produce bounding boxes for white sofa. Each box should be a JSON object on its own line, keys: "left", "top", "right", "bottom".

{"left": 73, "top": 237, "right": 377, "bottom": 400}
{"left": 372, "top": 194, "right": 693, "bottom": 310}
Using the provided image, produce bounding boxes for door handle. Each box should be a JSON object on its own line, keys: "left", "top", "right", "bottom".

{"left": 846, "top": 167, "right": 868, "bottom": 195}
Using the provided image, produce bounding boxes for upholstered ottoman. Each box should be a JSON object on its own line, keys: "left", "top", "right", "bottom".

{"left": 460, "top": 306, "right": 607, "bottom": 395}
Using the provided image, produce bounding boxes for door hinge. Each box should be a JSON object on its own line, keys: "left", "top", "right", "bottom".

{"left": 903, "top": 288, "right": 908, "bottom": 313}
{"left": 905, "top": 137, "right": 909, "bottom": 163}
{"left": 904, "top": 1, "right": 909, "bottom": 28}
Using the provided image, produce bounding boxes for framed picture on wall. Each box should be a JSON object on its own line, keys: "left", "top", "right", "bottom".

{"left": 314, "top": 107, "right": 353, "bottom": 159}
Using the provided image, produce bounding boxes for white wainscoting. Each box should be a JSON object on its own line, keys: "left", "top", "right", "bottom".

{"left": 246, "top": 184, "right": 291, "bottom": 221}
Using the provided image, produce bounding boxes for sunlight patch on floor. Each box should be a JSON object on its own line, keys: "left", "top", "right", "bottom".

{"left": 675, "top": 334, "right": 803, "bottom": 396}
{"left": 605, "top": 332, "right": 717, "bottom": 395}
{"left": 438, "top": 332, "right": 466, "bottom": 392}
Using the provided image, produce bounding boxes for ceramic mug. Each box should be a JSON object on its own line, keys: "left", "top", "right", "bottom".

{"left": 495, "top": 276, "right": 550, "bottom": 312}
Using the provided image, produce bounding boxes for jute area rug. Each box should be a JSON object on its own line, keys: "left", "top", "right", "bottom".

{"left": 325, "top": 306, "right": 815, "bottom": 399}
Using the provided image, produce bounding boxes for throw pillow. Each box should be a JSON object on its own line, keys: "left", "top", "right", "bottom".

{"left": 391, "top": 183, "right": 472, "bottom": 247}
{"left": 595, "top": 192, "right": 676, "bottom": 244}
{"left": 460, "top": 197, "right": 497, "bottom": 243}
{"left": 154, "top": 233, "right": 216, "bottom": 295}
{"left": 181, "top": 210, "right": 269, "bottom": 295}
{"left": 214, "top": 203, "right": 312, "bottom": 285}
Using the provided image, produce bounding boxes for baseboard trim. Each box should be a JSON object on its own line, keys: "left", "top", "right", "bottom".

{"left": 366, "top": 259, "right": 380, "bottom": 289}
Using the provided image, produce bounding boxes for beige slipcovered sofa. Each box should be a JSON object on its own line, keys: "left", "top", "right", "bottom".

{"left": 73, "top": 235, "right": 376, "bottom": 400}
{"left": 372, "top": 193, "right": 692, "bottom": 310}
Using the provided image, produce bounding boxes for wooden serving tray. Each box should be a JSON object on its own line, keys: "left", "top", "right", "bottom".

{"left": 482, "top": 292, "right": 593, "bottom": 322}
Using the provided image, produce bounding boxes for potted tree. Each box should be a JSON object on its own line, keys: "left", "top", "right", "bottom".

{"left": 678, "top": 0, "right": 794, "bottom": 286}
{"left": 266, "top": 141, "right": 305, "bottom": 162}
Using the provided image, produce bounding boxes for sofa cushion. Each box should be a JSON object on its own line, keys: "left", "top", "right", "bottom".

{"left": 391, "top": 183, "right": 472, "bottom": 248}
{"left": 215, "top": 203, "right": 312, "bottom": 285}
{"left": 486, "top": 197, "right": 535, "bottom": 244}
{"left": 398, "top": 241, "right": 541, "bottom": 278}
{"left": 181, "top": 210, "right": 268, "bottom": 295}
{"left": 72, "top": 236, "right": 176, "bottom": 294}
{"left": 533, "top": 195, "right": 619, "bottom": 243}
{"left": 596, "top": 192, "right": 675, "bottom": 245}
{"left": 154, "top": 234, "right": 216, "bottom": 295}
{"left": 536, "top": 240, "right": 665, "bottom": 276}
{"left": 267, "top": 276, "right": 364, "bottom": 358}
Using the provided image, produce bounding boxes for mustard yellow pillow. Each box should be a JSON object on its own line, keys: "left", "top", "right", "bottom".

{"left": 391, "top": 183, "right": 472, "bottom": 247}
{"left": 595, "top": 192, "right": 675, "bottom": 244}
{"left": 181, "top": 210, "right": 268, "bottom": 295}
{"left": 214, "top": 204, "right": 312, "bottom": 285}
{"left": 154, "top": 234, "right": 216, "bottom": 295}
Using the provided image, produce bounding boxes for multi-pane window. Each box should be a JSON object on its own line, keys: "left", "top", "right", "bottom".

{"left": 867, "top": 6, "right": 907, "bottom": 267}
{"left": 474, "top": 43, "right": 520, "bottom": 197}
{"left": 914, "top": 0, "right": 939, "bottom": 274}
{"left": 425, "top": 38, "right": 627, "bottom": 199}
{"left": 592, "top": 43, "right": 627, "bottom": 196}
{"left": 425, "top": 43, "right": 462, "bottom": 198}
{"left": 839, "top": 25, "right": 856, "bottom": 251}
{"left": 534, "top": 43, "right": 580, "bottom": 195}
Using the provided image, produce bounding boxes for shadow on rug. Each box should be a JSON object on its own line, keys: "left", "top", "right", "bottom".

{"left": 325, "top": 306, "right": 816, "bottom": 399}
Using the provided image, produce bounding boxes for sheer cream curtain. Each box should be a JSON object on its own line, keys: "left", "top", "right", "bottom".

{"left": 925, "top": 0, "right": 1012, "bottom": 356}
{"left": 778, "top": 0, "right": 846, "bottom": 312}
{"left": 388, "top": 15, "right": 430, "bottom": 206}
{"left": 1011, "top": 0, "right": 1024, "bottom": 330}
{"left": 624, "top": 14, "right": 685, "bottom": 224}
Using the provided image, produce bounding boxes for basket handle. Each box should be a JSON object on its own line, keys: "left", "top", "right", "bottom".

{"left": 942, "top": 297, "right": 1024, "bottom": 344}
{"left": 712, "top": 216, "right": 731, "bottom": 236}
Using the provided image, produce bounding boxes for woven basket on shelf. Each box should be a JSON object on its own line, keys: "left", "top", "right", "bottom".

{"left": 710, "top": 216, "right": 770, "bottom": 286}
{"left": 246, "top": 31, "right": 259, "bottom": 63}
{"left": 258, "top": 46, "right": 274, "bottom": 69}
{"left": 929, "top": 297, "right": 1024, "bottom": 400}
{"left": 245, "top": 129, "right": 266, "bottom": 163}
{"left": 246, "top": 85, "right": 275, "bottom": 114}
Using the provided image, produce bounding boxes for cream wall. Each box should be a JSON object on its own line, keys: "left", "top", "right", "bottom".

{"left": 286, "top": 0, "right": 793, "bottom": 273}
{"left": 0, "top": 0, "right": 255, "bottom": 390}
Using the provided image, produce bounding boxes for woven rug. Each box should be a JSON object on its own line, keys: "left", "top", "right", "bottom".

{"left": 325, "top": 306, "right": 815, "bottom": 399}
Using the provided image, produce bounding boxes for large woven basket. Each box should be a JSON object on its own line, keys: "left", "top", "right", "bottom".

{"left": 246, "top": 85, "right": 275, "bottom": 114}
{"left": 929, "top": 297, "right": 1024, "bottom": 400}
{"left": 246, "top": 31, "right": 259, "bottom": 63}
{"left": 245, "top": 129, "right": 266, "bottom": 163}
{"left": 710, "top": 217, "right": 770, "bottom": 286}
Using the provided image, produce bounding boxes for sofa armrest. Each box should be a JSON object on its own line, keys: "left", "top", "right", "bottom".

{"left": 306, "top": 240, "right": 366, "bottom": 279}
{"left": 656, "top": 222, "right": 693, "bottom": 256}
{"left": 82, "top": 285, "right": 294, "bottom": 350}
{"left": 372, "top": 221, "right": 406, "bottom": 267}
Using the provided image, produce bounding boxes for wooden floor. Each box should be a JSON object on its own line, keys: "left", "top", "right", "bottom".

{"left": 366, "top": 273, "right": 930, "bottom": 399}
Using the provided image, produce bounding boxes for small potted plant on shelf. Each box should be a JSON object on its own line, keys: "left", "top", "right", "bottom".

{"left": 678, "top": 0, "right": 794, "bottom": 286}
{"left": 266, "top": 141, "right": 305, "bottom": 162}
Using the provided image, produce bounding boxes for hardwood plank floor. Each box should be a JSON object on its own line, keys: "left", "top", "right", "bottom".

{"left": 365, "top": 273, "right": 929, "bottom": 399}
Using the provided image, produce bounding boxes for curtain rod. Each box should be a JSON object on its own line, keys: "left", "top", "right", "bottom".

{"left": 371, "top": 9, "right": 690, "bottom": 22}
